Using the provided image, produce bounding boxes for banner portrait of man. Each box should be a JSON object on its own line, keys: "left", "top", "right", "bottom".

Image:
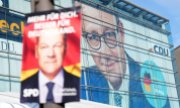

{"left": 20, "top": 7, "right": 81, "bottom": 104}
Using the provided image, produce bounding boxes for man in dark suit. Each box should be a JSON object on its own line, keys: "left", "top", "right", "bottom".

{"left": 80, "top": 4, "right": 170, "bottom": 108}
{"left": 21, "top": 29, "right": 79, "bottom": 104}
{"left": 21, "top": 69, "right": 79, "bottom": 103}
{"left": 81, "top": 54, "right": 171, "bottom": 108}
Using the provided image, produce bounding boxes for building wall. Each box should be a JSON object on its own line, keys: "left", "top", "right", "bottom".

{"left": 0, "top": 3, "right": 23, "bottom": 92}
{"left": 175, "top": 46, "right": 180, "bottom": 101}
{"left": 0, "top": 0, "right": 179, "bottom": 108}
{"left": 175, "top": 46, "right": 180, "bottom": 76}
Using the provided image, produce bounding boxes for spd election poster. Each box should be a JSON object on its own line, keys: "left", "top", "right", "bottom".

{"left": 20, "top": 7, "right": 81, "bottom": 103}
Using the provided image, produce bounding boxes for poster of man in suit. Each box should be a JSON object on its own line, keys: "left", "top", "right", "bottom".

{"left": 20, "top": 7, "right": 81, "bottom": 104}
{"left": 80, "top": 3, "right": 171, "bottom": 108}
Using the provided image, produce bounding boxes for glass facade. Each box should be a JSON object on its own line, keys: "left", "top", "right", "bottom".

{"left": 0, "top": 1, "right": 23, "bottom": 93}
{"left": 0, "top": 0, "right": 179, "bottom": 108}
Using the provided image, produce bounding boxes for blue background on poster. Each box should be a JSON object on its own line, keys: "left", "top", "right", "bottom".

{"left": 141, "top": 60, "right": 168, "bottom": 107}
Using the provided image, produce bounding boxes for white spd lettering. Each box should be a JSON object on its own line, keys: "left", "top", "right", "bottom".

{"left": 23, "top": 89, "right": 39, "bottom": 97}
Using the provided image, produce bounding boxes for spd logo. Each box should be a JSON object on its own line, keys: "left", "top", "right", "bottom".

{"left": 23, "top": 88, "right": 39, "bottom": 97}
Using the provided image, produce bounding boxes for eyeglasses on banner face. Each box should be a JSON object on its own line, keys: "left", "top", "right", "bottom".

{"left": 85, "top": 31, "right": 118, "bottom": 50}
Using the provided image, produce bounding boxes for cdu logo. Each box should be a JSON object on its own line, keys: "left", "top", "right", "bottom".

{"left": 141, "top": 60, "right": 168, "bottom": 108}
{"left": 154, "top": 45, "right": 169, "bottom": 56}
{"left": 149, "top": 45, "right": 169, "bottom": 57}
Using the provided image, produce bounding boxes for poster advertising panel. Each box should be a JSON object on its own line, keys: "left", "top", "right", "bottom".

{"left": 81, "top": 3, "right": 129, "bottom": 108}
{"left": 20, "top": 7, "right": 81, "bottom": 103}
{"left": 80, "top": 3, "right": 177, "bottom": 108}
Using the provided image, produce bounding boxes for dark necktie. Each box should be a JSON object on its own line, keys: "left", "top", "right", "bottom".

{"left": 114, "top": 93, "right": 122, "bottom": 107}
{"left": 46, "top": 82, "right": 55, "bottom": 102}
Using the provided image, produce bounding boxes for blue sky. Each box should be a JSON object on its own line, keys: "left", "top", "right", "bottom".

{"left": 126, "top": 0, "right": 180, "bottom": 48}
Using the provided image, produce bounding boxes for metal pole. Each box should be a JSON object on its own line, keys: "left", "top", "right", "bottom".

{"left": 30, "top": 0, "right": 64, "bottom": 108}
{"left": 31, "top": 0, "right": 54, "bottom": 12}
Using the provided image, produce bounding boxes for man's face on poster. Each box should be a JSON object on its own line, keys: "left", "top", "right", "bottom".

{"left": 35, "top": 31, "right": 65, "bottom": 78}
{"left": 83, "top": 5, "right": 126, "bottom": 79}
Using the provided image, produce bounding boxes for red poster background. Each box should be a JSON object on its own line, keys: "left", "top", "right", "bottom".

{"left": 21, "top": 8, "right": 81, "bottom": 81}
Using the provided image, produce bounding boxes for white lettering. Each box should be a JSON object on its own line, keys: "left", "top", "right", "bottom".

{"left": 154, "top": 89, "right": 165, "bottom": 96}
{"left": 23, "top": 88, "right": 39, "bottom": 97}
{"left": 28, "top": 26, "right": 75, "bottom": 38}
{"left": 46, "top": 12, "right": 59, "bottom": 20}
{"left": 34, "top": 21, "right": 57, "bottom": 29}
{"left": 60, "top": 11, "right": 78, "bottom": 19}
{"left": 62, "top": 88, "right": 77, "bottom": 96}
{"left": 57, "top": 20, "right": 70, "bottom": 26}
{"left": 27, "top": 15, "right": 46, "bottom": 23}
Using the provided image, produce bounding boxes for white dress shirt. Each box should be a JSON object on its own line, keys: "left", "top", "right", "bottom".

{"left": 108, "top": 61, "right": 129, "bottom": 108}
{"left": 39, "top": 69, "right": 64, "bottom": 103}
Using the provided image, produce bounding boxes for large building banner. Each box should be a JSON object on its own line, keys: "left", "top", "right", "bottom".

{"left": 80, "top": 3, "right": 178, "bottom": 108}
{"left": 20, "top": 7, "right": 81, "bottom": 103}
